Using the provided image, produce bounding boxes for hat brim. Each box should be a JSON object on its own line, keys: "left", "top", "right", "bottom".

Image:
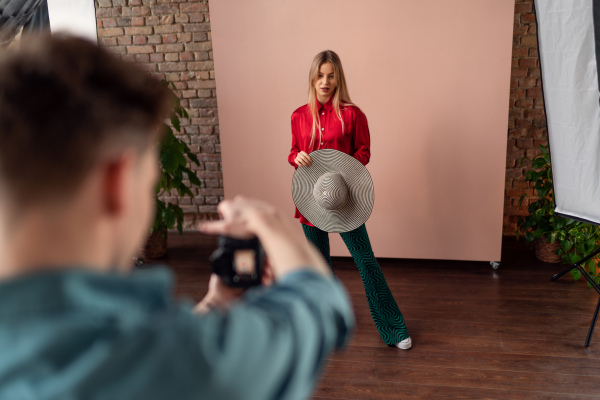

{"left": 292, "top": 149, "right": 374, "bottom": 233}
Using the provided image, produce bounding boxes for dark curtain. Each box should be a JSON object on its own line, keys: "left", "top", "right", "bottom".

{"left": 0, "top": 0, "right": 46, "bottom": 47}
{"left": 22, "top": 0, "right": 49, "bottom": 35}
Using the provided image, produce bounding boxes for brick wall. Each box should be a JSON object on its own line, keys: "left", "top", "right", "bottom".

{"left": 504, "top": 0, "right": 547, "bottom": 235}
{"left": 96, "top": 0, "right": 222, "bottom": 228}
{"left": 96, "top": 0, "right": 546, "bottom": 235}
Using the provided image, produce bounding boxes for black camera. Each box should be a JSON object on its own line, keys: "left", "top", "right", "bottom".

{"left": 210, "top": 236, "right": 264, "bottom": 288}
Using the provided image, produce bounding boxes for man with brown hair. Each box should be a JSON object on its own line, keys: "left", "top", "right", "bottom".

{"left": 0, "top": 35, "right": 353, "bottom": 400}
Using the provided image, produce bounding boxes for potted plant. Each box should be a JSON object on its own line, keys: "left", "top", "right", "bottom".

{"left": 142, "top": 84, "right": 201, "bottom": 259}
{"left": 516, "top": 144, "right": 600, "bottom": 285}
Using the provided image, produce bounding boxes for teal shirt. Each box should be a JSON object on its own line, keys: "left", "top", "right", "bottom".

{"left": 0, "top": 267, "right": 354, "bottom": 400}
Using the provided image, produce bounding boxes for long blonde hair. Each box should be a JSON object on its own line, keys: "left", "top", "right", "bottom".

{"left": 307, "top": 50, "right": 353, "bottom": 150}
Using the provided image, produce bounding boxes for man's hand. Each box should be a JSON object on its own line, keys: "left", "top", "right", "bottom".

{"left": 194, "top": 260, "right": 276, "bottom": 314}
{"left": 199, "top": 197, "right": 331, "bottom": 279}
{"left": 194, "top": 274, "right": 245, "bottom": 314}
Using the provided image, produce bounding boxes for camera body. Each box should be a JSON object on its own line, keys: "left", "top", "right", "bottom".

{"left": 210, "top": 236, "right": 264, "bottom": 288}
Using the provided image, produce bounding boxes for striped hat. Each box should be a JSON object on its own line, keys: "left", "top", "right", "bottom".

{"left": 292, "top": 149, "right": 374, "bottom": 233}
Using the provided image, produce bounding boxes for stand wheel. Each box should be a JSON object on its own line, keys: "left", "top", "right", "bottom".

{"left": 490, "top": 261, "right": 501, "bottom": 270}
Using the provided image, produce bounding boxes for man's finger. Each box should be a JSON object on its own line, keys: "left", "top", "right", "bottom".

{"left": 198, "top": 220, "right": 229, "bottom": 235}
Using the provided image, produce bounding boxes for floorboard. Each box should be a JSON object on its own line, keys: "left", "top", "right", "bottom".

{"left": 150, "top": 233, "right": 599, "bottom": 399}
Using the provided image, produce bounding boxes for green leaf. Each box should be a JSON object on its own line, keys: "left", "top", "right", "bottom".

{"left": 532, "top": 157, "right": 546, "bottom": 169}
{"left": 181, "top": 141, "right": 192, "bottom": 153}
{"left": 170, "top": 114, "right": 181, "bottom": 132}
{"left": 588, "top": 260, "right": 597, "bottom": 275}
{"left": 525, "top": 232, "right": 534, "bottom": 242}
{"left": 187, "top": 151, "right": 200, "bottom": 166}
{"left": 177, "top": 185, "right": 194, "bottom": 198}
{"left": 176, "top": 151, "right": 187, "bottom": 168}
{"left": 570, "top": 269, "right": 581, "bottom": 281}
{"left": 161, "top": 147, "right": 180, "bottom": 174}
{"left": 528, "top": 202, "right": 539, "bottom": 214}
{"left": 184, "top": 167, "right": 202, "bottom": 186}
{"left": 170, "top": 204, "right": 185, "bottom": 234}
{"left": 537, "top": 188, "right": 550, "bottom": 198}
{"left": 525, "top": 170, "right": 538, "bottom": 181}
{"left": 586, "top": 237, "right": 596, "bottom": 247}
{"left": 155, "top": 171, "right": 168, "bottom": 193}
{"left": 152, "top": 199, "right": 166, "bottom": 232}
{"left": 163, "top": 173, "right": 173, "bottom": 192}
{"left": 172, "top": 173, "right": 183, "bottom": 188}
{"left": 543, "top": 152, "right": 550, "bottom": 164}
{"left": 162, "top": 207, "right": 176, "bottom": 229}
{"left": 520, "top": 156, "right": 527, "bottom": 166}
{"left": 162, "top": 126, "right": 175, "bottom": 147}
{"left": 560, "top": 240, "right": 571, "bottom": 252}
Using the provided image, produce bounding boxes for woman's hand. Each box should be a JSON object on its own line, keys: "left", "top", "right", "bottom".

{"left": 295, "top": 151, "right": 312, "bottom": 167}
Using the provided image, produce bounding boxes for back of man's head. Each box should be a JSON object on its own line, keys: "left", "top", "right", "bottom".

{"left": 0, "top": 35, "right": 173, "bottom": 274}
{"left": 0, "top": 34, "right": 172, "bottom": 209}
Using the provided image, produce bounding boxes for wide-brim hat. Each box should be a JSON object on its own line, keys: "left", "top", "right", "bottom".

{"left": 292, "top": 149, "right": 374, "bottom": 233}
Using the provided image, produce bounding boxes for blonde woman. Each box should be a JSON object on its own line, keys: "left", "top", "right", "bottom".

{"left": 288, "top": 50, "right": 412, "bottom": 350}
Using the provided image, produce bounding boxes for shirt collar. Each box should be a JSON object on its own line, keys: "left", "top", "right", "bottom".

{"left": 317, "top": 96, "right": 334, "bottom": 112}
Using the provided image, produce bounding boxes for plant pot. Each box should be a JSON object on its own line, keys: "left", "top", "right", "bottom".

{"left": 534, "top": 239, "right": 561, "bottom": 263}
{"left": 141, "top": 228, "right": 168, "bottom": 259}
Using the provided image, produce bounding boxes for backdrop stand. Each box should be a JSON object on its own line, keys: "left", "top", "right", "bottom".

{"left": 551, "top": 247, "right": 600, "bottom": 347}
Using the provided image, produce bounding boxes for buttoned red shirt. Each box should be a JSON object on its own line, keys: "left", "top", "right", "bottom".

{"left": 288, "top": 97, "right": 371, "bottom": 226}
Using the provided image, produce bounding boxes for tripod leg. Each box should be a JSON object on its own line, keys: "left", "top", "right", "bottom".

{"left": 551, "top": 264, "right": 578, "bottom": 282}
{"left": 585, "top": 297, "right": 600, "bottom": 347}
{"left": 552, "top": 246, "right": 600, "bottom": 282}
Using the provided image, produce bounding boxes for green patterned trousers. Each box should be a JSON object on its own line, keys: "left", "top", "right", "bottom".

{"left": 302, "top": 223, "right": 410, "bottom": 345}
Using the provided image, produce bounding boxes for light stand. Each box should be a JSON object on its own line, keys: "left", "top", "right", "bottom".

{"left": 533, "top": 0, "right": 600, "bottom": 347}
{"left": 551, "top": 247, "right": 600, "bottom": 347}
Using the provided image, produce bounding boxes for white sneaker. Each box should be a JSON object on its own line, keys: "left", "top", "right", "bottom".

{"left": 394, "top": 337, "right": 412, "bottom": 350}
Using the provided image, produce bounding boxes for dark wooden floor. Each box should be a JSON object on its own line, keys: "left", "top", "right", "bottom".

{"left": 156, "top": 233, "right": 600, "bottom": 399}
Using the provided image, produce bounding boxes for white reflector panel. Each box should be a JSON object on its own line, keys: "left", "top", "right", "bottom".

{"left": 535, "top": 0, "right": 600, "bottom": 224}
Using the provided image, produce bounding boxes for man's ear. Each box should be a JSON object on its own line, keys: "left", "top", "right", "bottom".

{"left": 102, "top": 153, "right": 135, "bottom": 216}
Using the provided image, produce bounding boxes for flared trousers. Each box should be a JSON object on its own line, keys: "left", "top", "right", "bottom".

{"left": 302, "top": 223, "right": 409, "bottom": 345}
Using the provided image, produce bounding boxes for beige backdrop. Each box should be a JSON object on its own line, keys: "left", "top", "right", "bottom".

{"left": 210, "top": 0, "right": 514, "bottom": 261}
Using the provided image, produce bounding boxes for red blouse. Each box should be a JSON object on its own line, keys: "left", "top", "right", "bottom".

{"left": 288, "top": 96, "right": 371, "bottom": 226}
